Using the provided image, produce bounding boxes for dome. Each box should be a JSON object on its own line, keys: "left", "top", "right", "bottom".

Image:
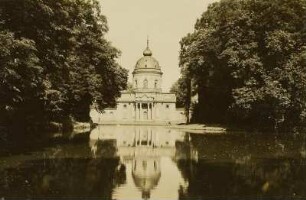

{"left": 135, "top": 55, "right": 160, "bottom": 70}
{"left": 134, "top": 39, "right": 161, "bottom": 71}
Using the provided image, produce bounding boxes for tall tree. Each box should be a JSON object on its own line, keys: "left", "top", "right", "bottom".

{"left": 179, "top": 0, "right": 306, "bottom": 131}
{"left": 0, "top": 0, "right": 128, "bottom": 133}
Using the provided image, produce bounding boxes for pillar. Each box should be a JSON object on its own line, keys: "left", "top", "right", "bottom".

{"left": 148, "top": 103, "right": 152, "bottom": 120}
{"left": 154, "top": 103, "right": 157, "bottom": 120}
{"left": 151, "top": 103, "right": 153, "bottom": 120}
{"left": 152, "top": 103, "right": 155, "bottom": 120}
{"left": 147, "top": 103, "right": 149, "bottom": 120}
{"left": 138, "top": 103, "right": 140, "bottom": 120}
{"left": 140, "top": 102, "right": 143, "bottom": 120}
{"left": 138, "top": 103, "right": 140, "bottom": 121}
{"left": 137, "top": 103, "right": 139, "bottom": 120}
{"left": 133, "top": 103, "right": 136, "bottom": 120}
{"left": 135, "top": 103, "right": 138, "bottom": 120}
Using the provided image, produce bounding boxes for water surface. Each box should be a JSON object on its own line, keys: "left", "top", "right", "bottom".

{"left": 0, "top": 125, "right": 306, "bottom": 199}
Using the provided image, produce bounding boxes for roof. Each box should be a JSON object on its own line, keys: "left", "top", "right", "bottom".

{"left": 133, "top": 39, "right": 162, "bottom": 72}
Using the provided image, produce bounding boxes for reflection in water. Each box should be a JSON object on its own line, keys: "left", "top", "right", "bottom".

{"left": 89, "top": 126, "right": 197, "bottom": 199}
{"left": 0, "top": 126, "right": 305, "bottom": 199}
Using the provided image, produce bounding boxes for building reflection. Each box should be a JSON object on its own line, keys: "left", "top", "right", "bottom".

{"left": 89, "top": 125, "right": 198, "bottom": 199}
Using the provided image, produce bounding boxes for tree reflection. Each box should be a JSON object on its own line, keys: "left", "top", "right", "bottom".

{"left": 0, "top": 145, "right": 126, "bottom": 198}
{"left": 176, "top": 133, "right": 306, "bottom": 199}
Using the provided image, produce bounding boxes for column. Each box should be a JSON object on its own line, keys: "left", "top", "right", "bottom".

{"left": 147, "top": 103, "right": 149, "bottom": 120}
{"left": 138, "top": 103, "right": 140, "bottom": 120}
{"left": 152, "top": 103, "right": 155, "bottom": 120}
{"left": 135, "top": 103, "right": 137, "bottom": 120}
{"left": 140, "top": 102, "right": 143, "bottom": 120}
{"left": 139, "top": 103, "right": 141, "bottom": 120}
{"left": 135, "top": 102, "right": 138, "bottom": 121}
{"left": 149, "top": 103, "right": 152, "bottom": 120}
{"left": 133, "top": 103, "right": 136, "bottom": 120}
{"left": 135, "top": 103, "right": 138, "bottom": 120}
{"left": 151, "top": 103, "right": 154, "bottom": 120}
{"left": 147, "top": 103, "right": 150, "bottom": 120}
{"left": 154, "top": 103, "right": 157, "bottom": 120}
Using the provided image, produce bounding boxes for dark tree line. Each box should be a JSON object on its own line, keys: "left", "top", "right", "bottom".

{"left": 0, "top": 0, "right": 128, "bottom": 136}
{"left": 173, "top": 0, "right": 306, "bottom": 132}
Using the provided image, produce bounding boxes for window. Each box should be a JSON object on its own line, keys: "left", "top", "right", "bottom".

{"left": 135, "top": 80, "right": 138, "bottom": 88}
{"left": 123, "top": 104, "right": 127, "bottom": 108}
{"left": 154, "top": 80, "right": 158, "bottom": 88}
{"left": 166, "top": 104, "right": 170, "bottom": 109}
{"left": 143, "top": 79, "right": 148, "bottom": 89}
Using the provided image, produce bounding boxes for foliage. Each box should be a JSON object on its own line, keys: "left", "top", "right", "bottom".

{"left": 0, "top": 31, "right": 45, "bottom": 131}
{"left": 179, "top": 0, "right": 306, "bottom": 131}
{"left": 0, "top": 0, "right": 128, "bottom": 133}
{"left": 170, "top": 77, "right": 189, "bottom": 108}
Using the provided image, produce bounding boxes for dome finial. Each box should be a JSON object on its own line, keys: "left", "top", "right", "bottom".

{"left": 143, "top": 36, "right": 152, "bottom": 56}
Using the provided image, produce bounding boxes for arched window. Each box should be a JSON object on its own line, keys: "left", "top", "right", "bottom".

{"left": 135, "top": 80, "right": 138, "bottom": 88}
{"left": 143, "top": 79, "right": 148, "bottom": 89}
{"left": 154, "top": 80, "right": 158, "bottom": 88}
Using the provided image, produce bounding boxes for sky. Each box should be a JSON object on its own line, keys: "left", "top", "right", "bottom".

{"left": 99, "top": 0, "right": 217, "bottom": 92}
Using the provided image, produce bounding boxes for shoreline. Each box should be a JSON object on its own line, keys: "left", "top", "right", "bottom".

{"left": 168, "top": 124, "right": 227, "bottom": 134}
{"left": 92, "top": 122, "right": 232, "bottom": 134}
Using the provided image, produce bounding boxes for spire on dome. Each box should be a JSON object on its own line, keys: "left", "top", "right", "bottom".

{"left": 143, "top": 36, "right": 152, "bottom": 56}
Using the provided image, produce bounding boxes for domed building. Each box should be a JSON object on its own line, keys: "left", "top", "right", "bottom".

{"left": 90, "top": 40, "right": 185, "bottom": 124}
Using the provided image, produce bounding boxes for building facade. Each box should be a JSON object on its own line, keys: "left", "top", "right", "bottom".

{"left": 90, "top": 41, "right": 186, "bottom": 124}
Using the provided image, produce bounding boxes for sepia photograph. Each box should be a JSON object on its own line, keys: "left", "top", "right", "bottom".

{"left": 0, "top": 0, "right": 306, "bottom": 199}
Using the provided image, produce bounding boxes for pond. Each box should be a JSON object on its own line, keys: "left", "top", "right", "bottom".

{"left": 0, "top": 125, "right": 306, "bottom": 199}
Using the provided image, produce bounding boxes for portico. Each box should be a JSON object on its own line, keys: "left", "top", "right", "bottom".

{"left": 134, "top": 102, "right": 155, "bottom": 120}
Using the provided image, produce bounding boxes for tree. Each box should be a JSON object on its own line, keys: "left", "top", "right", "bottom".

{"left": 170, "top": 77, "right": 188, "bottom": 108}
{"left": 170, "top": 75, "right": 192, "bottom": 123}
{"left": 179, "top": 0, "right": 306, "bottom": 131}
{"left": 0, "top": 31, "right": 45, "bottom": 133}
{"left": 0, "top": 0, "right": 128, "bottom": 133}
